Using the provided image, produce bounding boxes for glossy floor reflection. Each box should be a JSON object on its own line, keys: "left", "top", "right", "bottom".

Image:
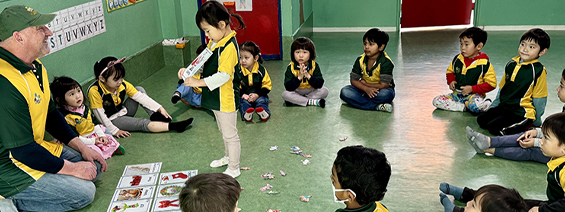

{"left": 78, "top": 29, "right": 565, "bottom": 212}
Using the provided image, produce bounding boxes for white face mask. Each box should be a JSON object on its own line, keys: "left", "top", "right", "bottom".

{"left": 332, "top": 183, "right": 357, "bottom": 203}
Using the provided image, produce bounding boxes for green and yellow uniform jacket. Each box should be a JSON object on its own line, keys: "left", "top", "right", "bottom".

{"left": 0, "top": 48, "right": 69, "bottom": 198}
{"left": 350, "top": 52, "right": 395, "bottom": 88}
{"left": 284, "top": 60, "right": 324, "bottom": 91}
{"left": 496, "top": 56, "right": 547, "bottom": 121}
{"left": 541, "top": 156, "right": 565, "bottom": 211}
{"left": 335, "top": 201, "right": 389, "bottom": 212}
{"left": 238, "top": 61, "right": 272, "bottom": 97}
{"left": 446, "top": 53, "right": 496, "bottom": 95}
{"left": 202, "top": 31, "right": 241, "bottom": 112}
{"left": 88, "top": 80, "right": 138, "bottom": 118}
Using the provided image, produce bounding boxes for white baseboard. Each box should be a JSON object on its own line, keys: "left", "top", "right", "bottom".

{"left": 482, "top": 25, "right": 565, "bottom": 31}
{"left": 313, "top": 27, "right": 397, "bottom": 32}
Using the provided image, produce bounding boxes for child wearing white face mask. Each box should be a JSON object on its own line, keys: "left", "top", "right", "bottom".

{"left": 331, "top": 145, "right": 391, "bottom": 212}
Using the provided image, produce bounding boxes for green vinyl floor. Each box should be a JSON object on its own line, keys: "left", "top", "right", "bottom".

{"left": 77, "top": 29, "right": 565, "bottom": 212}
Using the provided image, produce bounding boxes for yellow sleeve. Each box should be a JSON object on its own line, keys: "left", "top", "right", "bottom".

{"left": 261, "top": 69, "right": 272, "bottom": 90}
{"left": 446, "top": 61, "right": 454, "bottom": 74}
{"left": 479, "top": 63, "right": 497, "bottom": 88}
{"left": 217, "top": 43, "right": 239, "bottom": 76}
{"left": 88, "top": 85, "right": 104, "bottom": 109}
{"left": 123, "top": 81, "right": 139, "bottom": 97}
{"left": 499, "top": 72, "right": 507, "bottom": 88}
{"left": 532, "top": 68, "right": 548, "bottom": 98}
{"left": 560, "top": 168, "right": 565, "bottom": 195}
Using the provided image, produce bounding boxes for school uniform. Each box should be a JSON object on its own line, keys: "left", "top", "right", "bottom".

{"left": 201, "top": 31, "right": 241, "bottom": 170}
{"left": 340, "top": 52, "right": 395, "bottom": 110}
{"left": 237, "top": 61, "right": 272, "bottom": 119}
{"left": 335, "top": 201, "right": 389, "bottom": 212}
{"left": 282, "top": 60, "right": 329, "bottom": 106}
{"left": 432, "top": 52, "right": 496, "bottom": 113}
{"left": 477, "top": 56, "right": 547, "bottom": 135}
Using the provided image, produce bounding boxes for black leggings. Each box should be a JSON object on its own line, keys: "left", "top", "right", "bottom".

{"left": 452, "top": 187, "right": 544, "bottom": 212}
{"left": 477, "top": 107, "right": 533, "bottom": 136}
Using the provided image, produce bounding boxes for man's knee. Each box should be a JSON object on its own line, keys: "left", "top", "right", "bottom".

{"left": 68, "top": 181, "right": 96, "bottom": 209}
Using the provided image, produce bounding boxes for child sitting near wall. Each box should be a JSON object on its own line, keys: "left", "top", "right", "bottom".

{"left": 171, "top": 44, "right": 207, "bottom": 107}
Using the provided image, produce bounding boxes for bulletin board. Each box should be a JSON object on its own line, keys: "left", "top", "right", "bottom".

{"left": 46, "top": 0, "right": 106, "bottom": 55}
{"left": 106, "top": 0, "right": 145, "bottom": 12}
{"left": 199, "top": 0, "right": 282, "bottom": 60}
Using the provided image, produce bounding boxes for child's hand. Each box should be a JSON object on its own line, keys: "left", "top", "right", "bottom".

{"left": 449, "top": 81, "right": 457, "bottom": 91}
{"left": 248, "top": 93, "right": 259, "bottom": 102}
{"left": 460, "top": 85, "right": 473, "bottom": 95}
{"left": 157, "top": 107, "right": 171, "bottom": 120}
{"left": 115, "top": 130, "right": 131, "bottom": 138}
{"left": 518, "top": 129, "right": 538, "bottom": 141}
{"left": 519, "top": 137, "right": 535, "bottom": 148}
{"left": 242, "top": 94, "right": 250, "bottom": 100}
{"left": 183, "top": 77, "right": 199, "bottom": 87}
{"left": 95, "top": 136, "right": 109, "bottom": 145}
{"left": 178, "top": 68, "right": 186, "bottom": 80}
{"left": 364, "top": 87, "right": 380, "bottom": 98}
{"left": 528, "top": 206, "right": 539, "bottom": 212}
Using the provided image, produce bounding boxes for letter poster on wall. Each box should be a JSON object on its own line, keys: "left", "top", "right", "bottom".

{"left": 106, "top": 0, "right": 145, "bottom": 12}
{"left": 46, "top": 0, "right": 106, "bottom": 55}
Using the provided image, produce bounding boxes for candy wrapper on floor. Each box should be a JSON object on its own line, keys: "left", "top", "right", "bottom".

{"left": 300, "top": 195, "right": 312, "bottom": 202}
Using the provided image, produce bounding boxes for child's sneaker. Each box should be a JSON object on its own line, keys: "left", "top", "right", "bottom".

{"left": 113, "top": 145, "right": 125, "bottom": 155}
{"left": 376, "top": 103, "right": 393, "bottom": 112}
{"left": 255, "top": 107, "right": 270, "bottom": 121}
{"left": 244, "top": 108, "right": 254, "bottom": 122}
{"left": 210, "top": 156, "right": 229, "bottom": 168}
{"left": 223, "top": 167, "right": 241, "bottom": 178}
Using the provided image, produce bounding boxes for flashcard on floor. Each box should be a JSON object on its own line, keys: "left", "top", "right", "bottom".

{"left": 122, "top": 162, "right": 162, "bottom": 176}
{"left": 151, "top": 196, "right": 181, "bottom": 212}
{"left": 159, "top": 170, "right": 197, "bottom": 185}
{"left": 156, "top": 183, "right": 184, "bottom": 198}
{"left": 112, "top": 186, "right": 156, "bottom": 202}
{"left": 107, "top": 199, "right": 151, "bottom": 212}
{"left": 117, "top": 173, "right": 158, "bottom": 188}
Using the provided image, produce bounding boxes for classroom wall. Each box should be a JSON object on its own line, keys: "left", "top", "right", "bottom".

{"left": 0, "top": 0, "right": 164, "bottom": 85}
{"left": 474, "top": 0, "right": 565, "bottom": 28}
{"left": 312, "top": 0, "right": 400, "bottom": 31}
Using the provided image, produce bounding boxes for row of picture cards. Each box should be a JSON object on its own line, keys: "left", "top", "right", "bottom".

{"left": 107, "top": 162, "right": 198, "bottom": 212}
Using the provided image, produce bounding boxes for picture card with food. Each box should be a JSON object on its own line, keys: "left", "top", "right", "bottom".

{"left": 156, "top": 183, "right": 184, "bottom": 198}
{"left": 112, "top": 186, "right": 156, "bottom": 202}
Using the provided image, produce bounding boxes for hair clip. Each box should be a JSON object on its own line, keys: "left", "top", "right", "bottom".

{"left": 100, "top": 57, "right": 126, "bottom": 76}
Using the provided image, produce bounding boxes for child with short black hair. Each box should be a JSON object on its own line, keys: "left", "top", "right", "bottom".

{"left": 171, "top": 44, "right": 207, "bottom": 106}
{"left": 442, "top": 112, "right": 565, "bottom": 212}
{"left": 477, "top": 28, "right": 550, "bottom": 136}
{"left": 331, "top": 145, "right": 391, "bottom": 212}
{"left": 179, "top": 0, "right": 245, "bottom": 178}
{"left": 237, "top": 41, "right": 272, "bottom": 122}
{"left": 432, "top": 27, "right": 496, "bottom": 113}
{"left": 465, "top": 69, "right": 565, "bottom": 164}
{"left": 282, "top": 37, "right": 329, "bottom": 108}
{"left": 340, "top": 28, "right": 395, "bottom": 112}
{"left": 179, "top": 173, "right": 240, "bottom": 212}
{"left": 51, "top": 76, "right": 123, "bottom": 158}
{"left": 439, "top": 184, "right": 528, "bottom": 212}
{"left": 89, "top": 56, "right": 194, "bottom": 138}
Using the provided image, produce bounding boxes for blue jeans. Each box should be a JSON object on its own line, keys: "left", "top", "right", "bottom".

{"left": 9, "top": 145, "right": 102, "bottom": 212}
{"left": 239, "top": 96, "right": 270, "bottom": 120}
{"left": 175, "top": 83, "right": 202, "bottom": 106}
{"left": 491, "top": 132, "right": 550, "bottom": 164}
{"left": 340, "top": 85, "right": 395, "bottom": 110}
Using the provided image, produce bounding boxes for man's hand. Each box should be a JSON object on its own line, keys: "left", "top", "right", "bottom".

{"left": 58, "top": 160, "right": 97, "bottom": 180}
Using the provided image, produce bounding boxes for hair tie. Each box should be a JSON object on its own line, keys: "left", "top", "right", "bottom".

{"left": 100, "top": 57, "right": 126, "bottom": 76}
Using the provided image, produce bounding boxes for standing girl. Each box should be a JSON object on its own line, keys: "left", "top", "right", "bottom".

{"left": 282, "top": 37, "right": 329, "bottom": 107}
{"left": 178, "top": 1, "right": 245, "bottom": 178}
{"left": 238, "top": 41, "right": 272, "bottom": 122}
{"left": 89, "top": 56, "right": 194, "bottom": 138}
{"left": 51, "top": 76, "right": 123, "bottom": 159}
